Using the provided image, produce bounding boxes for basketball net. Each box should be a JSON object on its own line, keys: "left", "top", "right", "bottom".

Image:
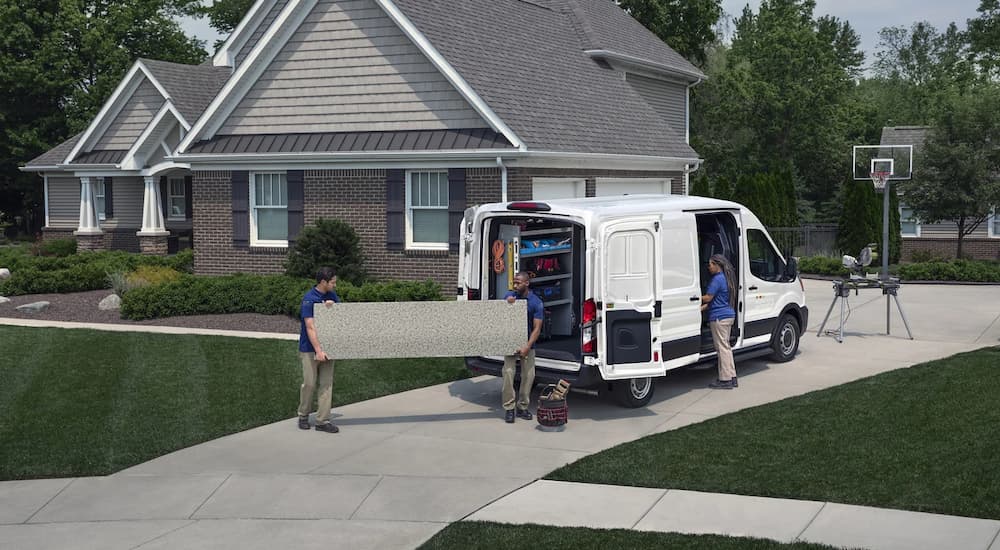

{"left": 870, "top": 171, "right": 889, "bottom": 191}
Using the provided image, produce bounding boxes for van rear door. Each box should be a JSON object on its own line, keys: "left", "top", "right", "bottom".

{"left": 597, "top": 217, "right": 664, "bottom": 379}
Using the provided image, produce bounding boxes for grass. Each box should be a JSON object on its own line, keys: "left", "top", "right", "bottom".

{"left": 418, "top": 522, "right": 841, "bottom": 550}
{"left": 0, "top": 326, "right": 470, "bottom": 480}
{"left": 545, "top": 346, "right": 1000, "bottom": 520}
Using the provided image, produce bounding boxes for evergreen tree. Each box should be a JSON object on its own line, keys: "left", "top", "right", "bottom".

{"left": 837, "top": 181, "right": 881, "bottom": 257}
{"left": 690, "top": 172, "right": 712, "bottom": 197}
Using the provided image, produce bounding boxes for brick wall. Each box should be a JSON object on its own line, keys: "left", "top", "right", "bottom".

{"left": 192, "top": 166, "right": 688, "bottom": 288}
{"left": 902, "top": 238, "right": 1000, "bottom": 261}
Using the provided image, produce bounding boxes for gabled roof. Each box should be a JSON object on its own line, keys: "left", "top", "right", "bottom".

{"left": 139, "top": 59, "right": 232, "bottom": 124}
{"left": 391, "top": 0, "right": 696, "bottom": 158}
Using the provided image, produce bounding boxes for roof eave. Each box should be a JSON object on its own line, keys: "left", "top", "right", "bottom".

{"left": 585, "top": 49, "right": 706, "bottom": 83}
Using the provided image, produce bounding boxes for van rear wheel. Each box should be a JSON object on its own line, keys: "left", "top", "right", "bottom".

{"left": 769, "top": 314, "right": 800, "bottom": 362}
{"left": 612, "top": 377, "right": 655, "bottom": 408}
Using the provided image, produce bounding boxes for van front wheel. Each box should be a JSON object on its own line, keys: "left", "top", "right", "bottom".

{"left": 613, "top": 377, "right": 655, "bottom": 408}
{"left": 769, "top": 314, "right": 800, "bottom": 362}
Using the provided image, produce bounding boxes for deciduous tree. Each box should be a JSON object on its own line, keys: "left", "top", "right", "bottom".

{"left": 617, "top": 0, "right": 723, "bottom": 64}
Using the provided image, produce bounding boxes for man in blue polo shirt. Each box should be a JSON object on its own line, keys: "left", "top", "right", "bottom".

{"left": 298, "top": 266, "right": 341, "bottom": 433}
{"left": 502, "top": 271, "right": 545, "bottom": 423}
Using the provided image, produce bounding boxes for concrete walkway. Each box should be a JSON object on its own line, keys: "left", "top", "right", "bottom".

{"left": 1, "top": 279, "right": 999, "bottom": 549}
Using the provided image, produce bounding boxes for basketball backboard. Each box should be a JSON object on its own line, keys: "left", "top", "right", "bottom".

{"left": 852, "top": 145, "right": 913, "bottom": 181}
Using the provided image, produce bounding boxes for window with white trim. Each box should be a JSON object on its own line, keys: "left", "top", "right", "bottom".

{"left": 989, "top": 207, "right": 999, "bottom": 239}
{"left": 95, "top": 179, "right": 106, "bottom": 221}
{"left": 168, "top": 177, "right": 186, "bottom": 220}
{"left": 899, "top": 204, "right": 920, "bottom": 237}
{"left": 406, "top": 171, "right": 449, "bottom": 249}
{"left": 250, "top": 172, "right": 287, "bottom": 246}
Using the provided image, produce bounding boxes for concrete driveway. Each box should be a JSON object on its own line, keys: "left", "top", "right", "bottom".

{"left": 2, "top": 279, "right": 998, "bottom": 549}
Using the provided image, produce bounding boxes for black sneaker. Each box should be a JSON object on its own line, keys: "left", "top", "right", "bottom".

{"left": 708, "top": 379, "right": 736, "bottom": 389}
{"left": 516, "top": 408, "right": 533, "bottom": 420}
{"left": 732, "top": 376, "right": 739, "bottom": 388}
{"left": 297, "top": 416, "right": 310, "bottom": 430}
{"left": 504, "top": 410, "right": 515, "bottom": 423}
{"left": 315, "top": 422, "right": 340, "bottom": 433}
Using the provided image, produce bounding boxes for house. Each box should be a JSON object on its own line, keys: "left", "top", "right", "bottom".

{"left": 881, "top": 126, "right": 1000, "bottom": 261}
{"left": 23, "top": 0, "right": 705, "bottom": 287}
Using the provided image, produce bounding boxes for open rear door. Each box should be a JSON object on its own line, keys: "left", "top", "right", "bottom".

{"left": 598, "top": 217, "right": 664, "bottom": 380}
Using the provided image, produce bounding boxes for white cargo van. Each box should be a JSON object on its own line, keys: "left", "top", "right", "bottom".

{"left": 457, "top": 195, "right": 808, "bottom": 407}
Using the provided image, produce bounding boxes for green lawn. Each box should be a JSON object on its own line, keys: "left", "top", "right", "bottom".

{"left": 418, "top": 522, "right": 841, "bottom": 550}
{"left": 546, "top": 346, "right": 1000, "bottom": 520}
{"left": 0, "top": 326, "right": 470, "bottom": 480}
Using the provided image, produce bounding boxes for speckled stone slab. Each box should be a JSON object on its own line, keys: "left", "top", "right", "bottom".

{"left": 313, "top": 300, "right": 527, "bottom": 359}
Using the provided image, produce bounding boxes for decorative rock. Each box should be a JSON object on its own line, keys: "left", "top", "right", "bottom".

{"left": 99, "top": 294, "right": 122, "bottom": 311}
{"left": 0, "top": 267, "right": 9, "bottom": 279}
{"left": 0, "top": 296, "right": 10, "bottom": 304}
{"left": 15, "top": 301, "right": 50, "bottom": 313}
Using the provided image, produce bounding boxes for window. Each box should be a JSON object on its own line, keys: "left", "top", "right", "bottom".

{"left": 95, "top": 179, "right": 106, "bottom": 221}
{"left": 168, "top": 178, "right": 186, "bottom": 220}
{"left": 406, "top": 171, "right": 449, "bottom": 249}
{"left": 900, "top": 204, "right": 920, "bottom": 237}
{"left": 250, "top": 172, "right": 287, "bottom": 246}
{"left": 747, "top": 229, "right": 785, "bottom": 282}
{"left": 990, "top": 207, "right": 1000, "bottom": 239}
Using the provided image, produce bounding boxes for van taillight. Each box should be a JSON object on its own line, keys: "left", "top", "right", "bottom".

{"left": 582, "top": 299, "right": 597, "bottom": 353}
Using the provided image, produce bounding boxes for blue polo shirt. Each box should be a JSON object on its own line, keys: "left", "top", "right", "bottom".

{"left": 505, "top": 290, "right": 545, "bottom": 348}
{"left": 299, "top": 287, "right": 341, "bottom": 353}
{"left": 706, "top": 272, "right": 736, "bottom": 322}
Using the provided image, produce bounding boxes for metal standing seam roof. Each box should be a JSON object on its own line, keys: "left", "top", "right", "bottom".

{"left": 70, "top": 150, "right": 128, "bottom": 165}
{"left": 186, "top": 128, "right": 515, "bottom": 154}
{"left": 390, "top": 0, "right": 697, "bottom": 159}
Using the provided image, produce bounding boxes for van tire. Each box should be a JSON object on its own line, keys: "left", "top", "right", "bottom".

{"left": 769, "top": 314, "right": 800, "bottom": 362}
{"left": 613, "top": 377, "right": 655, "bottom": 408}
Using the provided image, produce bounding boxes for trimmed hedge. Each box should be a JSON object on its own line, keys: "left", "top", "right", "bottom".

{"left": 797, "top": 255, "right": 1000, "bottom": 282}
{"left": 120, "top": 274, "right": 446, "bottom": 320}
{"left": 0, "top": 248, "right": 194, "bottom": 296}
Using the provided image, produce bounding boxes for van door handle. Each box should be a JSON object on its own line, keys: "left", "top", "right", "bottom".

{"left": 689, "top": 296, "right": 700, "bottom": 302}
{"left": 748, "top": 286, "right": 758, "bottom": 291}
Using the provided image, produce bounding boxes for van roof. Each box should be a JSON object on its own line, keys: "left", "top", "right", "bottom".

{"left": 482, "top": 194, "right": 744, "bottom": 218}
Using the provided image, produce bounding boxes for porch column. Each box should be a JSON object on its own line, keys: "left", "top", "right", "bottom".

{"left": 75, "top": 176, "right": 104, "bottom": 251}
{"left": 137, "top": 175, "right": 169, "bottom": 255}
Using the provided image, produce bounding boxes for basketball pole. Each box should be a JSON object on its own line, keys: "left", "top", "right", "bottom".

{"left": 882, "top": 179, "right": 890, "bottom": 334}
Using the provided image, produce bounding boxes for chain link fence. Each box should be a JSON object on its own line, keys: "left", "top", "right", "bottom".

{"left": 767, "top": 224, "right": 839, "bottom": 258}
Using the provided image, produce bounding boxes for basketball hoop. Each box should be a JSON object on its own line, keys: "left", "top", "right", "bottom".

{"left": 870, "top": 171, "right": 890, "bottom": 191}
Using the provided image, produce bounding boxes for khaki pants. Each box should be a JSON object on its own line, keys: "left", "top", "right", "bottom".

{"left": 298, "top": 352, "right": 334, "bottom": 424}
{"left": 710, "top": 318, "right": 736, "bottom": 381}
{"left": 502, "top": 350, "right": 535, "bottom": 411}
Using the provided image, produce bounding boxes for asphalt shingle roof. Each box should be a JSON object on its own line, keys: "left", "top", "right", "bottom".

{"left": 140, "top": 58, "right": 232, "bottom": 125}
{"left": 25, "top": 133, "right": 82, "bottom": 167}
{"left": 392, "top": 0, "right": 697, "bottom": 158}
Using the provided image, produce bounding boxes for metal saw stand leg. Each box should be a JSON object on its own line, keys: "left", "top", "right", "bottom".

{"left": 817, "top": 281, "right": 848, "bottom": 343}
{"left": 884, "top": 285, "right": 914, "bottom": 340}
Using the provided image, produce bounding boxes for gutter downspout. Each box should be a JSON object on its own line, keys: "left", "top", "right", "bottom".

{"left": 496, "top": 156, "right": 508, "bottom": 202}
{"left": 685, "top": 77, "right": 704, "bottom": 195}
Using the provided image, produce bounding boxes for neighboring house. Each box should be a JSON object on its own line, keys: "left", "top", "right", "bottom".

{"left": 881, "top": 126, "right": 1000, "bottom": 261}
{"left": 23, "top": 0, "right": 705, "bottom": 287}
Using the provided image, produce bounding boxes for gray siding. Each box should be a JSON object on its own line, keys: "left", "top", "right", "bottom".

{"left": 626, "top": 73, "right": 687, "bottom": 141}
{"left": 236, "top": 0, "right": 291, "bottom": 67}
{"left": 94, "top": 79, "right": 165, "bottom": 150}
{"left": 47, "top": 176, "right": 80, "bottom": 228}
{"left": 219, "top": 0, "right": 485, "bottom": 135}
{"left": 109, "top": 177, "right": 143, "bottom": 228}
{"left": 916, "top": 221, "right": 991, "bottom": 239}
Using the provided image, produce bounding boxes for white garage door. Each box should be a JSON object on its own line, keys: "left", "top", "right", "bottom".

{"left": 532, "top": 178, "right": 585, "bottom": 200}
{"left": 595, "top": 178, "right": 671, "bottom": 197}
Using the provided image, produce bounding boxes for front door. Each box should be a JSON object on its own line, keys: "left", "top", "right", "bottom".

{"left": 598, "top": 217, "right": 663, "bottom": 379}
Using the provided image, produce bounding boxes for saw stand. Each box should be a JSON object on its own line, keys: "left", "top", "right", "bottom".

{"left": 817, "top": 278, "right": 914, "bottom": 343}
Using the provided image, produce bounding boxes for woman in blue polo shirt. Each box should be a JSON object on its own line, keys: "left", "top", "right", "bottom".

{"left": 701, "top": 254, "right": 738, "bottom": 389}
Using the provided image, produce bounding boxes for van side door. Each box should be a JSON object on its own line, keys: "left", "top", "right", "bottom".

{"left": 657, "top": 212, "right": 702, "bottom": 369}
{"left": 742, "top": 226, "right": 792, "bottom": 347}
{"left": 597, "top": 217, "right": 664, "bottom": 380}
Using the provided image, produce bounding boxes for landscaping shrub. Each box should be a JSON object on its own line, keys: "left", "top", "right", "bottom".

{"left": 285, "top": 218, "right": 367, "bottom": 283}
{"left": 120, "top": 274, "right": 446, "bottom": 320}
{"left": 34, "top": 238, "right": 77, "bottom": 257}
{"left": 909, "top": 249, "right": 942, "bottom": 263}
{"left": 127, "top": 265, "right": 183, "bottom": 288}
{"left": 797, "top": 255, "right": 849, "bottom": 276}
{"left": 897, "top": 259, "right": 1000, "bottom": 282}
{"left": 0, "top": 248, "right": 194, "bottom": 296}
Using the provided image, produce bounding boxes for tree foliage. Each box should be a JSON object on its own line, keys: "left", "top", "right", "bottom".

{"left": 195, "top": 0, "right": 255, "bottom": 36}
{"left": 285, "top": 218, "right": 368, "bottom": 284}
{"left": 617, "top": 0, "right": 722, "bottom": 64}
{"left": 899, "top": 85, "right": 1000, "bottom": 258}
{"left": 968, "top": 0, "right": 1000, "bottom": 79}
{"left": 0, "top": 0, "right": 207, "bottom": 232}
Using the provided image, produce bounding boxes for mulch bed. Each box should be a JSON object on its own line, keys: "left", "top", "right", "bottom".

{"left": 0, "top": 289, "right": 299, "bottom": 334}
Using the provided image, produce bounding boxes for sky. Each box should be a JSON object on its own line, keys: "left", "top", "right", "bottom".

{"left": 179, "top": 1, "right": 985, "bottom": 66}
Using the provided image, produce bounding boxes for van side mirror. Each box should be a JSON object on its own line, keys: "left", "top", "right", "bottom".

{"left": 783, "top": 257, "right": 799, "bottom": 282}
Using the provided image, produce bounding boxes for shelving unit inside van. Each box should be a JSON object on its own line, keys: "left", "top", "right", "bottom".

{"left": 517, "top": 226, "right": 575, "bottom": 335}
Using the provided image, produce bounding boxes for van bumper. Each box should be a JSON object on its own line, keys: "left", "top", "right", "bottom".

{"left": 464, "top": 356, "right": 604, "bottom": 388}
